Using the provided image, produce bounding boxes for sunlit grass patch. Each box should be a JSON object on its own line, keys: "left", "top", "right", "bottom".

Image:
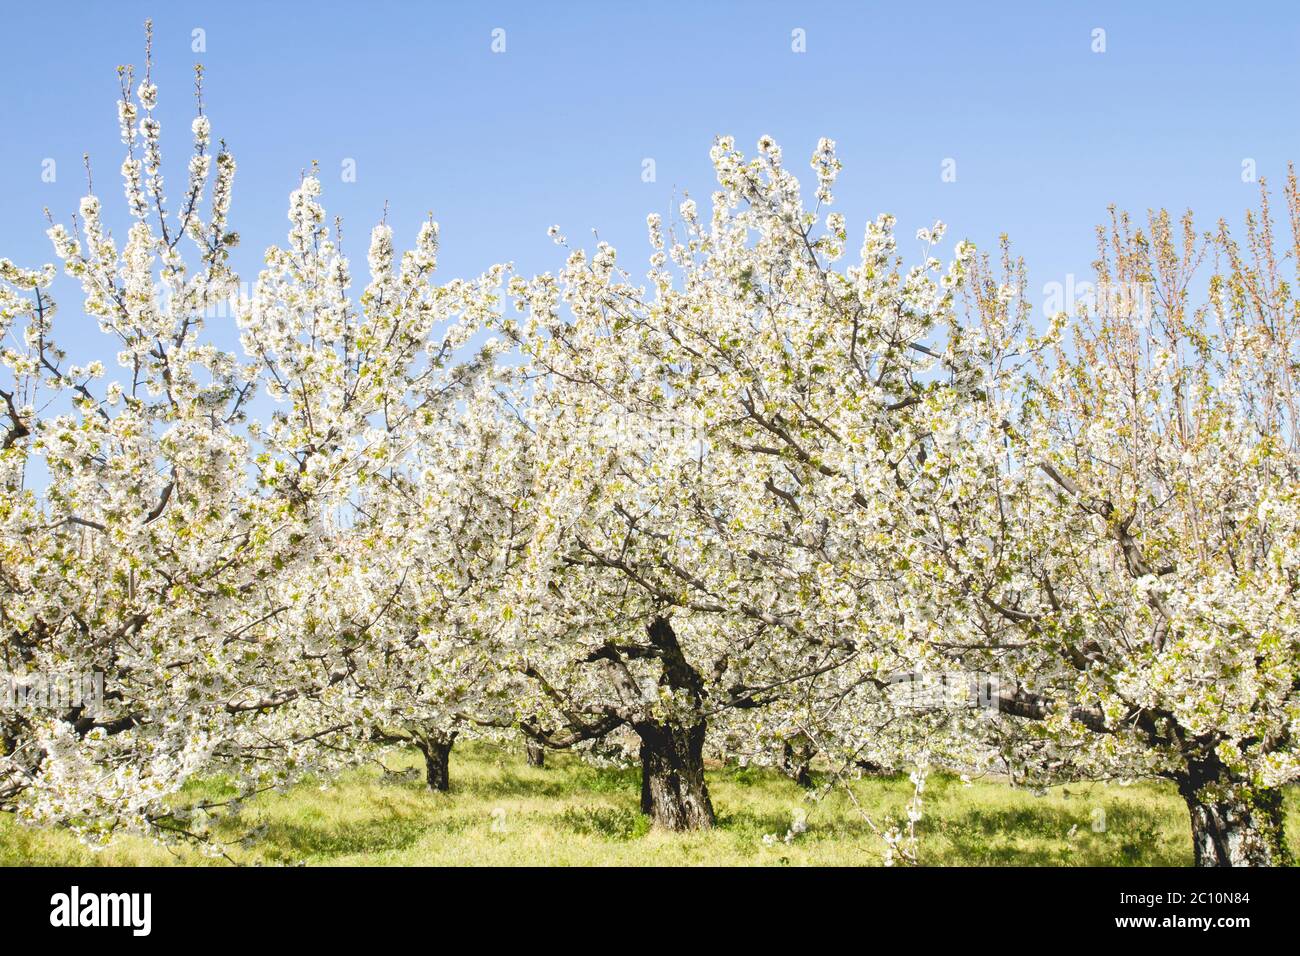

{"left": 3, "top": 742, "right": 1296, "bottom": 866}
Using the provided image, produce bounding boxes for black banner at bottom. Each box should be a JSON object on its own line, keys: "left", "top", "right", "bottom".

{"left": 0, "top": 865, "right": 1286, "bottom": 943}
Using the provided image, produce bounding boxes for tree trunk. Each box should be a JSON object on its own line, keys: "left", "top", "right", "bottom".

{"left": 780, "top": 735, "right": 815, "bottom": 788}
{"left": 525, "top": 739, "right": 546, "bottom": 768}
{"left": 1176, "top": 761, "right": 1289, "bottom": 866}
{"left": 414, "top": 730, "right": 456, "bottom": 792}
{"left": 636, "top": 719, "right": 715, "bottom": 831}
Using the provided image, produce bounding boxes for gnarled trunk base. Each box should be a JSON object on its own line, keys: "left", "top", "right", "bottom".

{"left": 525, "top": 739, "right": 546, "bottom": 768}
{"left": 414, "top": 731, "right": 456, "bottom": 792}
{"left": 781, "top": 735, "right": 815, "bottom": 788}
{"left": 1176, "top": 767, "right": 1288, "bottom": 866}
{"left": 636, "top": 719, "right": 715, "bottom": 831}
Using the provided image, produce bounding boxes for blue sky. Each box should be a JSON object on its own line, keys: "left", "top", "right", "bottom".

{"left": 2, "top": 1, "right": 1298, "bottom": 362}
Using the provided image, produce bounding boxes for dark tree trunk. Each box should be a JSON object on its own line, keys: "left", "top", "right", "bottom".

{"left": 635, "top": 718, "right": 715, "bottom": 831}
{"left": 413, "top": 730, "right": 456, "bottom": 792}
{"left": 780, "top": 735, "right": 815, "bottom": 788}
{"left": 525, "top": 739, "right": 546, "bottom": 768}
{"left": 1175, "top": 758, "right": 1289, "bottom": 866}
{"left": 627, "top": 617, "right": 716, "bottom": 831}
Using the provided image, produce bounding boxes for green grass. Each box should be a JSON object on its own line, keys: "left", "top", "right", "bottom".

{"left": 3, "top": 743, "right": 1297, "bottom": 865}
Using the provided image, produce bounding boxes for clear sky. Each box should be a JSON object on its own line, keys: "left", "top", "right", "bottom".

{"left": 2, "top": 1, "right": 1298, "bottom": 362}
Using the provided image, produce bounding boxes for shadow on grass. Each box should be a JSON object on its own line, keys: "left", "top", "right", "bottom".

{"left": 559, "top": 805, "right": 651, "bottom": 841}
{"left": 930, "top": 802, "right": 1186, "bottom": 866}
{"left": 715, "top": 807, "right": 788, "bottom": 830}
{"left": 457, "top": 761, "right": 642, "bottom": 801}
{"left": 457, "top": 769, "right": 581, "bottom": 800}
{"left": 252, "top": 814, "right": 435, "bottom": 860}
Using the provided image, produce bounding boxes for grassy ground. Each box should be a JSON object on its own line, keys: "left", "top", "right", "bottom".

{"left": 3, "top": 743, "right": 1297, "bottom": 865}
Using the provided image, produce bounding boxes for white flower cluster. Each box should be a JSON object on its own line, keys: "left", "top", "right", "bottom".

{"left": 2, "top": 58, "right": 1297, "bottom": 868}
